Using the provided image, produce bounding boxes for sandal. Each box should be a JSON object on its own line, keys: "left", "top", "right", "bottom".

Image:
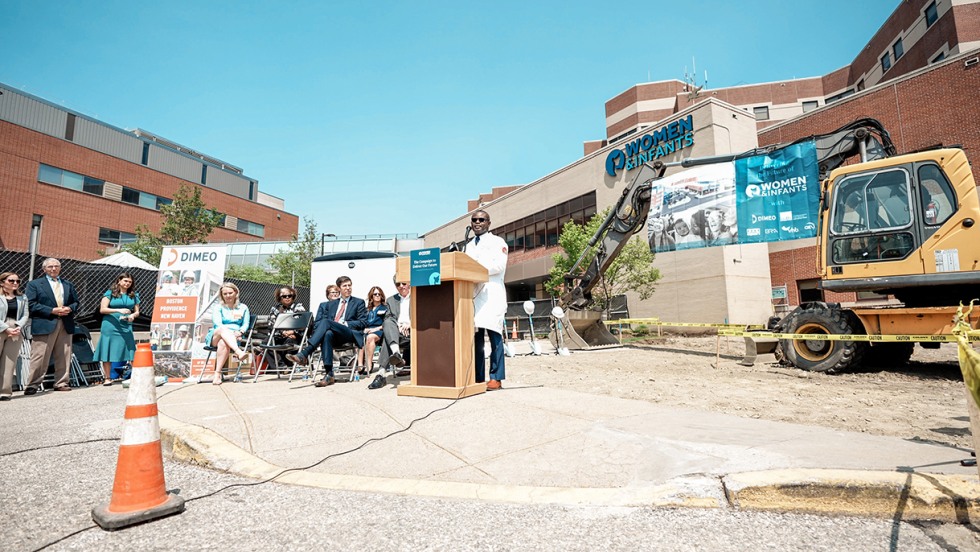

{"left": 212, "top": 377, "right": 223, "bottom": 386}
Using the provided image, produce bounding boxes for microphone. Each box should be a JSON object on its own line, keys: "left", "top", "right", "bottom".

{"left": 461, "top": 225, "right": 472, "bottom": 253}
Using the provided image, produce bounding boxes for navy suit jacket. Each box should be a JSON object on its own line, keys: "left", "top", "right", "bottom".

{"left": 312, "top": 296, "right": 368, "bottom": 347}
{"left": 26, "top": 277, "right": 79, "bottom": 336}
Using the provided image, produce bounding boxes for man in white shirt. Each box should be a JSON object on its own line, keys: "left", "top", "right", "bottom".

{"left": 465, "top": 210, "right": 508, "bottom": 390}
{"left": 370, "top": 276, "right": 412, "bottom": 390}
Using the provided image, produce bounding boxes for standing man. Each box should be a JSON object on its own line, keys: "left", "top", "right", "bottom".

{"left": 25, "top": 258, "right": 79, "bottom": 394}
{"left": 466, "top": 210, "right": 508, "bottom": 390}
{"left": 287, "top": 276, "right": 367, "bottom": 387}
{"left": 369, "top": 276, "right": 412, "bottom": 390}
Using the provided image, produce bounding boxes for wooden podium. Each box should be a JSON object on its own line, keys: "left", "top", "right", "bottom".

{"left": 395, "top": 252, "right": 488, "bottom": 399}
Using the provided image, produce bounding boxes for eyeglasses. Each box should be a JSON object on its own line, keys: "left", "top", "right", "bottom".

{"left": 396, "top": 282, "right": 410, "bottom": 287}
{"left": 280, "top": 294, "right": 295, "bottom": 299}
{"left": 6, "top": 279, "right": 20, "bottom": 283}
{"left": 471, "top": 217, "right": 487, "bottom": 223}
{"left": 372, "top": 292, "right": 382, "bottom": 296}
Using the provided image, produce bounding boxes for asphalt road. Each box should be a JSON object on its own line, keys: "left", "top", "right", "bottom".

{"left": 2, "top": 385, "right": 977, "bottom": 551}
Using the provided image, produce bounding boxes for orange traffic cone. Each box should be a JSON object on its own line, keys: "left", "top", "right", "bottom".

{"left": 511, "top": 321, "right": 518, "bottom": 340}
{"left": 92, "top": 343, "right": 184, "bottom": 530}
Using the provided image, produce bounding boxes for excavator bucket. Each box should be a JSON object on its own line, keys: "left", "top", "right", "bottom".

{"left": 550, "top": 310, "right": 621, "bottom": 350}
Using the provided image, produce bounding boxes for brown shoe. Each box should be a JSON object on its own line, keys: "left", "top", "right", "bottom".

{"left": 286, "top": 353, "right": 309, "bottom": 366}
{"left": 486, "top": 380, "right": 502, "bottom": 390}
{"left": 54, "top": 386, "right": 72, "bottom": 392}
{"left": 314, "top": 377, "right": 335, "bottom": 387}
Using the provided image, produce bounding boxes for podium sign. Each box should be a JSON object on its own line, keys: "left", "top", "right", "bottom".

{"left": 396, "top": 253, "right": 488, "bottom": 399}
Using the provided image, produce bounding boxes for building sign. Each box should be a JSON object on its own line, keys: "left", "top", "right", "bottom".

{"left": 605, "top": 115, "right": 695, "bottom": 177}
{"left": 735, "top": 141, "right": 819, "bottom": 243}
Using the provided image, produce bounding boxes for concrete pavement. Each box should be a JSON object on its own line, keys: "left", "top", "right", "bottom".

{"left": 153, "top": 369, "right": 980, "bottom": 523}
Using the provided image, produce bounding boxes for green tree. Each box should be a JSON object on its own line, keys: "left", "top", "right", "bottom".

{"left": 224, "top": 264, "right": 279, "bottom": 284}
{"left": 545, "top": 209, "right": 661, "bottom": 311}
{"left": 266, "top": 217, "right": 320, "bottom": 287}
{"left": 122, "top": 184, "right": 224, "bottom": 266}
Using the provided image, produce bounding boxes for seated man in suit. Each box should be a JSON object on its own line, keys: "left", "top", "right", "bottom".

{"left": 369, "top": 276, "right": 412, "bottom": 390}
{"left": 287, "top": 275, "right": 367, "bottom": 387}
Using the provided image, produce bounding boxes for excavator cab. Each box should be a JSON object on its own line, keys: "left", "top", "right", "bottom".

{"left": 820, "top": 148, "right": 980, "bottom": 307}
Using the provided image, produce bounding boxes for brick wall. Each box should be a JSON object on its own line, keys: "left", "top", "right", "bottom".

{"left": 0, "top": 120, "right": 299, "bottom": 260}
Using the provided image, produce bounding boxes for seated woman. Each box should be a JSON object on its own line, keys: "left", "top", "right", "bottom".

{"left": 356, "top": 286, "right": 387, "bottom": 374}
{"left": 205, "top": 283, "right": 251, "bottom": 385}
{"left": 268, "top": 286, "right": 306, "bottom": 365}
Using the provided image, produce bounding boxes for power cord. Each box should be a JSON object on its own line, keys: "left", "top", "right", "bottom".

{"left": 31, "top": 363, "right": 481, "bottom": 550}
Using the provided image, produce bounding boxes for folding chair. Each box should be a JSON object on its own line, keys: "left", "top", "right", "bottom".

{"left": 301, "top": 341, "right": 361, "bottom": 383}
{"left": 249, "top": 311, "right": 313, "bottom": 383}
{"left": 198, "top": 316, "right": 257, "bottom": 384}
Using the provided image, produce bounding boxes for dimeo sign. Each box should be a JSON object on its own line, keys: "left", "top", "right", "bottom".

{"left": 605, "top": 115, "right": 695, "bottom": 177}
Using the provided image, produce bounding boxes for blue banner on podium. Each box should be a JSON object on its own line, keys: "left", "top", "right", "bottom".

{"left": 410, "top": 248, "right": 441, "bottom": 286}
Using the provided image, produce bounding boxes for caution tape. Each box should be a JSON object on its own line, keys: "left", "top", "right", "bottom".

{"left": 604, "top": 318, "right": 765, "bottom": 330}
{"left": 717, "top": 329, "right": 980, "bottom": 343}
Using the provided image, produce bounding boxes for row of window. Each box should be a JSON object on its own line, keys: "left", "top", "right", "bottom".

{"left": 38, "top": 163, "right": 265, "bottom": 237}
{"left": 881, "top": 1, "right": 939, "bottom": 74}
{"left": 496, "top": 192, "right": 597, "bottom": 252}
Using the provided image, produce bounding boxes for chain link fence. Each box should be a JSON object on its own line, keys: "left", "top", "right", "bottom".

{"left": 0, "top": 249, "right": 310, "bottom": 333}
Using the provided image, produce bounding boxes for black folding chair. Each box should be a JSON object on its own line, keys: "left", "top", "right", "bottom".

{"left": 250, "top": 311, "right": 313, "bottom": 383}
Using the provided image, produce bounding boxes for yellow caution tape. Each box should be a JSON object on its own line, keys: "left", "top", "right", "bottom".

{"left": 717, "top": 329, "right": 980, "bottom": 342}
{"left": 952, "top": 303, "right": 980, "bottom": 409}
{"left": 604, "top": 319, "right": 765, "bottom": 330}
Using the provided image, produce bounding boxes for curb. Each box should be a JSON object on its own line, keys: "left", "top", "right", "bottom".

{"left": 159, "top": 414, "right": 980, "bottom": 521}
{"left": 724, "top": 469, "right": 980, "bottom": 523}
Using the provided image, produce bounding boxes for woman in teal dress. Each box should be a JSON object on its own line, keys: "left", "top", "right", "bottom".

{"left": 95, "top": 272, "right": 140, "bottom": 385}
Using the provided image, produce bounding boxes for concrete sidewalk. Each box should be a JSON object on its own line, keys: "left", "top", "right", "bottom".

{"left": 156, "top": 374, "right": 980, "bottom": 522}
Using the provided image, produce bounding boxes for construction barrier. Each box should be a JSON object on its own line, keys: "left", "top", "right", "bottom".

{"left": 92, "top": 343, "right": 184, "bottom": 530}
{"left": 605, "top": 318, "right": 766, "bottom": 330}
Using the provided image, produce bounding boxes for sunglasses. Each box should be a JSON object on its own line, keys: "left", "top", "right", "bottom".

{"left": 280, "top": 294, "right": 295, "bottom": 299}
{"left": 471, "top": 217, "right": 487, "bottom": 223}
{"left": 372, "top": 292, "right": 382, "bottom": 296}
{"left": 6, "top": 279, "right": 20, "bottom": 283}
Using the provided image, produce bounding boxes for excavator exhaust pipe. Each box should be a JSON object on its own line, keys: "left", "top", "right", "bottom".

{"left": 550, "top": 310, "right": 621, "bottom": 350}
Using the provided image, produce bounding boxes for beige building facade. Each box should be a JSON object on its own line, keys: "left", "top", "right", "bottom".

{"left": 424, "top": 98, "right": 776, "bottom": 325}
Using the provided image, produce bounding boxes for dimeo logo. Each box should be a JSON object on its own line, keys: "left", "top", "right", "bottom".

{"left": 751, "top": 214, "right": 776, "bottom": 224}
{"left": 165, "top": 248, "right": 179, "bottom": 267}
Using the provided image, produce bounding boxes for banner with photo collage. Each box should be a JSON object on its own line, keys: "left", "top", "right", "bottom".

{"left": 151, "top": 245, "right": 226, "bottom": 379}
{"left": 646, "top": 141, "right": 819, "bottom": 252}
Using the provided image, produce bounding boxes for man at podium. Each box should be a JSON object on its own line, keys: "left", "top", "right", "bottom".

{"left": 465, "top": 210, "right": 508, "bottom": 390}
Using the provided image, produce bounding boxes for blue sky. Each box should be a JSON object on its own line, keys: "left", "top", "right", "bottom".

{"left": 1, "top": 0, "right": 899, "bottom": 238}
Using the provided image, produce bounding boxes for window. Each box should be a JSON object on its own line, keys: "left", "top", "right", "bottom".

{"left": 752, "top": 106, "right": 769, "bottom": 120}
{"left": 236, "top": 218, "right": 265, "bottom": 237}
{"left": 918, "top": 164, "right": 956, "bottom": 228}
{"left": 826, "top": 89, "right": 854, "bottom": 103}
{"left": 37, "top": 164, "right": 104, "bottom": 195}
{"left": 931, "top": 51, "right": 946, "bottom": 64}
{"left": 120, "top": 186, "right": 171, "bottom": 211}
{"left": 802, "top": 100, "right": 819, "bottom": 113}
{"left": 893, "top": 38, "right": 904, "bottom": 61}
{"left": 98, "top": 228, "right": 137, "bottom": 247}
{"left": 925, "top": 1, "right": 938, "bottom": 27}
{"left": 856, "top": 79, "right": 865, "bottom": 92}
{"left": 495, "top": 192, "right": 596, "bottom": 255}
{"left": 881, "top": 53, "right": 891, "bottom": 73}
{"left": 830, "top": 169, "right": 916, "bottom": 265}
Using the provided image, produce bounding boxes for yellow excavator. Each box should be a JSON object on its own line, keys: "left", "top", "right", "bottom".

{"left": 557, "top": 119, "right": 980, "bottom": 371}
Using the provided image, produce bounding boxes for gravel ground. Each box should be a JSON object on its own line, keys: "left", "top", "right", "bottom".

{"left": 506, "top": 336, "right": 976, "bottom": 452}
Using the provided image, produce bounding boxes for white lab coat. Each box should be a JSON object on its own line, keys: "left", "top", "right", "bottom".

{"left": 465, "top": 231, "right": 508, "bottom": 332}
